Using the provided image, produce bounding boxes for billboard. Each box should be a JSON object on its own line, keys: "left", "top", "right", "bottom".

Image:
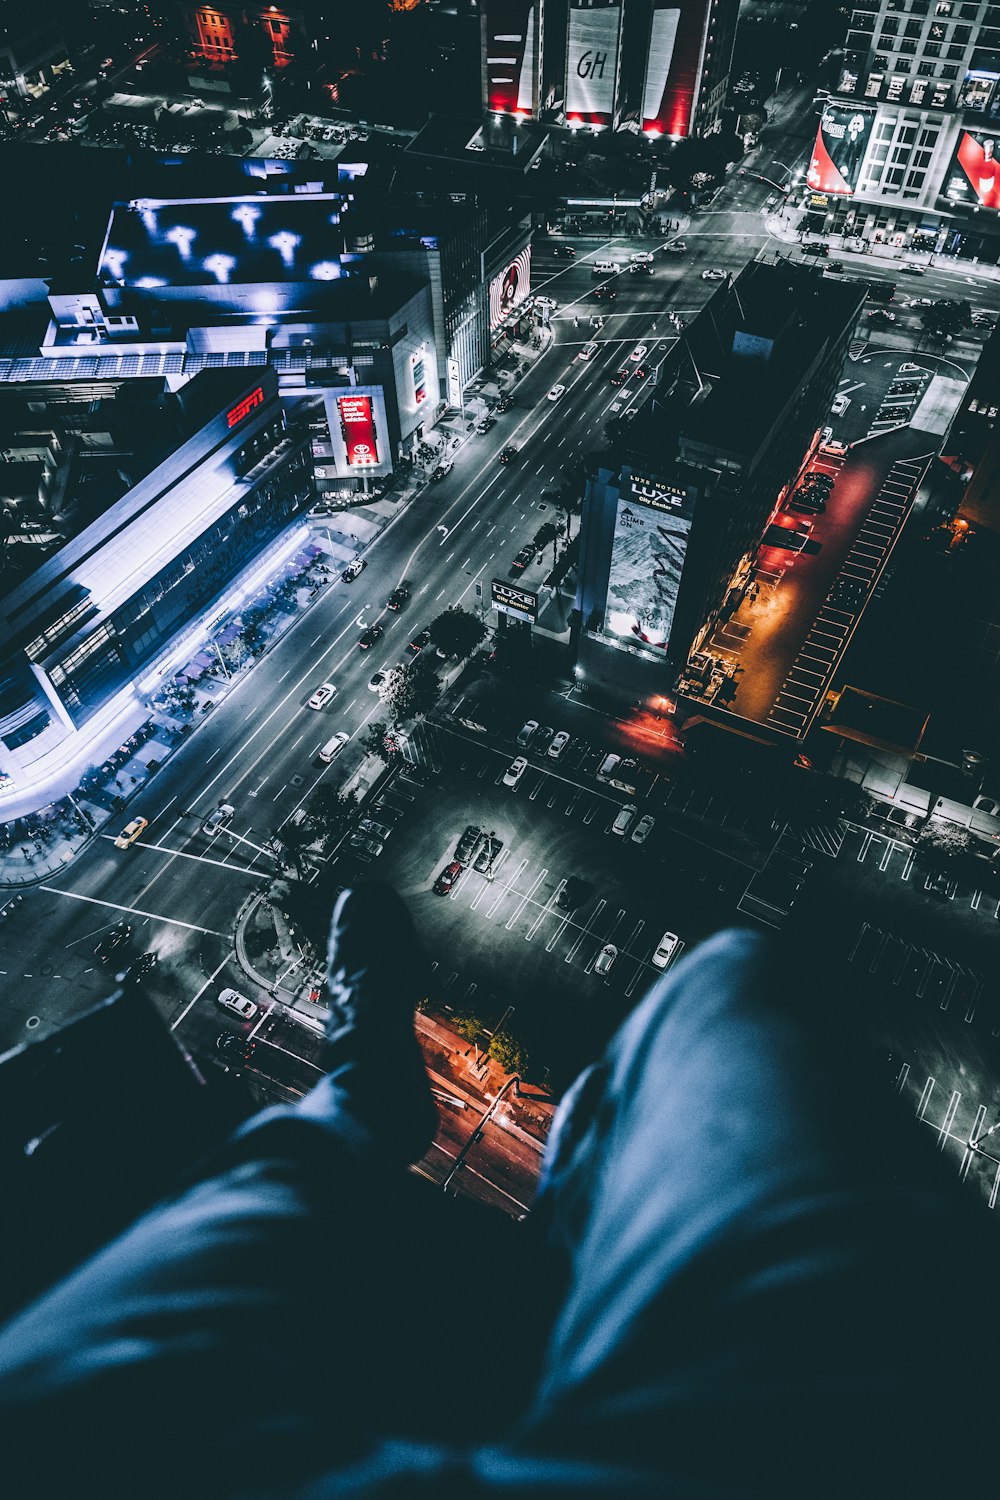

{"left": 336, "top": 393, "right": 380, "bottom": 467}
{"left": 226, "top": 385, "right": 266, "bottom": 428}
{"left": 806, "top": 104, "right": 875, "bottom": 196}
{"left": 489, "top": 247, "right": 532, "bottom": 330}
{"left": 492, "top": 579, "right": 538, "bottom": 623}
{"left": 944, "top": 129, "right": 1000, "bottom": 210}
{"left": 565, "top": 2, "right": 622, "bottom": 127}
{"left": 641, "top": 0, "right": 708, "bottom": 139}
{"left": 483, "top": 0, "right": 539, "bottom": 117}
{"left": 604, "top": 474, "right": 695, "bottom": 652}
{"left": 410, "top": 353, "right": 426, "bottom": 407}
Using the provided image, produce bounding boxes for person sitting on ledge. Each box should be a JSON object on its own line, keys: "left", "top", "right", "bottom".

{"left": 0, "top": 881, "right": 993, "bottom": 1498}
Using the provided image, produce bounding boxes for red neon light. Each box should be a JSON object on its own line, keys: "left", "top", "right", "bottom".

{"left": 226, "top": 386, "right": 266, "bottom": 428}
{"left": 338, "top": 394, "right": 380, "bottom": 467}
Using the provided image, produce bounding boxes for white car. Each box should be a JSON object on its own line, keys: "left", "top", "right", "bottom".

{"left": 308, "top": 682, "right": 337, "bottom": 710}
{"left": 631, "top": 814, "right": 655, "bottom": 845}
{"left": 652, "top": 931, "right": 679, "bottom": 970}
{"left": 547, "top": 384, "right": 567, "bottom": 402}
{"left": 595, "top": 943, "right": 618, "bottom": 976}
{"left": 831, "top": 393, "right": 850, "bottom": 417}
{"left": 905, "top": 297, "right": 933, "bottom": 308}
{"left": 630, "top": 251, "right": 654, "bottom": 265}
{"left": 503, "top": 756, "right": 528, "bottom": 788}
{"left": 516, "top": 719, "right": 539, "bottom": 748}
{"left": 217, "top": 988, "right": 258, "bottom": 1020}
{"left": 629, "top": 345, "right": 648, "bottom": 362}
{"left": 535, "top": 295, "right": 558, "bottom": 311}
{"left": 548, "top": 730, "right": 571, "bottom": 760}
{"left": 612, "top": 803, "right": 637, "bottom": 836}
{"left": 702, "top": 268, "right": 726, "bottom": 281}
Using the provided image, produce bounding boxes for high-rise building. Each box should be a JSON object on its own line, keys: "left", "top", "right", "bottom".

{"left": 573, "top": 263, "right": 865, "bottom": 705}
{"left": 810, "top": 0, "right": 1000, "bottom": 262}
{"left": 482, "top": 0, "right": 546, "bottom": 118}
{"left": 175, "top": 2, "right": 311, "bottom": 71}
{"left": 564, "top": 0, "right": 624, "bottom": 130}
{"left": 640, "top": 0, "right": 739, "bottom": 138}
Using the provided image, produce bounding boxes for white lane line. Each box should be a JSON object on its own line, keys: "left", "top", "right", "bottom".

{"left": 40, "top": 884, "right": 230, "bottom": 936}
{"left": 206, "top": 747, "right": 222, "bottom": 762}
{"left": 170, "top": 951, "right": 235, "bottom": 1033}
{"left": 96, "top": 835, "right": 269, "bottom": 876}
{"left": 277, "top": 669, "right": 290, "bottom": 682}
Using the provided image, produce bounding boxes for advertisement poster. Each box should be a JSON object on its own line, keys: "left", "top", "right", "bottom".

{"left": 337, "top": 394, "right": 380, "bottom": 467}
{"left": 642, "top": 0, "right": 707, "bottom": 138}
{"left": 483, "top": 0, "right": 538, "bottom": 116}
{"left": 944, "top": 128, "right": 1000, "bottom": 209}
{"left": 410, "top": 354, "right": 426, "bottom": 407}
{"left": 489, "top": 247, "right": 532, "bottom": 330}
{"left": 565, "top": 2, "right": 622, "bottom": 126}
{"left": 806, "top": 104, "right": 875, "bottom": 195}
{"left": 604, "top": 477, "right": 695, "bottom": 652}
{"left": 492, "top": 579, "right": 538, "bottom": 623}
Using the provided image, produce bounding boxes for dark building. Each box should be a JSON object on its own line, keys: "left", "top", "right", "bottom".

{"left": 574, "top": 261, "right": 866, "bottom": 705}
{"left": 0, "top": 6, "right": 68, "bottom": 101}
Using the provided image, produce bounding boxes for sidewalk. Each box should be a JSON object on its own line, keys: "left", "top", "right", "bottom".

{"left": 763, "top": 206, "right": 1000, "bottom": 284}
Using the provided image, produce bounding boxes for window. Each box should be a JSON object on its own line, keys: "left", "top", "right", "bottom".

{"left": 899, "top": 38, "right": 917, "bottom": 51}
{"left": 896, "top": 56, "right": 912, "bottom": 68}
{"left": 953, "top": 23, "right": 972, "bottom": 40}
{"left": 924, "top": 40, "right": 941, "bottom": 53}
{"left": 918, "top": 59, "right": 937, "bottom": 73}
{"left": 914, "top": 147, "right": 933, "bottom": 166}
{"left": 899, "top": 124, "right": 918, "bottom": 142}
{"left": 918, "top": 126, "right": 940, "bottom": 145}
{"left": 905, "top": 168, "right": 926, "bottom": 186}
{"left": 905, "top": 17, "right": 924, "bottom": 33}
{"left": 874, "top": 54, "right": 890, "bottom": 70}
{"left": 886, "top": 165, "right": 906, "bottom": 185}
{"left": 891, "top": 143, "right": 911, "bottom": 163}
{"left": 934, "top": 1, "right": 952, "bottom": 13}
{"left": 876, "top": 119, "right": 895, "bottom": 140}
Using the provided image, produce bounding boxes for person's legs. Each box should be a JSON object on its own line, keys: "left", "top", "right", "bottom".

{"left": 477, "top": 926, "right": 997, "bottom": 1497}
{"left": 0, "top": 885, "right": 441, "bottom": 1499}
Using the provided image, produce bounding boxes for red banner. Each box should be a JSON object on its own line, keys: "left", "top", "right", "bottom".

{"left": 337, "top": 394, "right": 380, "bottom": 467}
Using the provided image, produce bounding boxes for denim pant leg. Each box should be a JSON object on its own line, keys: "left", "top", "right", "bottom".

{"left": 0, "top": 1025, "right": 439, "bottom": 1500}
{"left": 470, "top": 927, "right": 996, "bottom": 1499}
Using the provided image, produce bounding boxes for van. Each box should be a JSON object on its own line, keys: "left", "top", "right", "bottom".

{"left": 578, "top": 341, "right": 599, "bottom": 361}
{"left": 319, "top": 731, "right": 349, "bottom": 763}
{"left": 597, "top": 753, "right": 621, "bottom": 780}
{"left": 592, "top": 260, "right": 618, "bottom": 276}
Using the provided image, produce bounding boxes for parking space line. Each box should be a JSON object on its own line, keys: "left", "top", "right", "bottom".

{"left": 566, "top": 900, "right": 605, "bottom": 963}
{"left": 488, "top": 858, "right": 526, "bottom": 917}
{"left": 564, "top": 789, "right": 582, "bottom": 817}
{"left": 858, "top": 831, "right": 873, "bottom": 862}
{"left": 507, "top": 867, "right": 547, "bottom": 930}
{"left": 938, "top": 1092, "right": 961, "bottom": 1149}
{"left": 971, "top": 887, "right": 982, "bottom": 910}
{"left": 916, "top": 1076, "right": 935, "bottom": 1121}
{"left": 527, "top": 882, "right": 560, "bottom": 941}
{"left": 900, "top": 848, "right": 914, "bottom": 881}
{"left": 879, "top": 840, "right": 894, "bottom": 872}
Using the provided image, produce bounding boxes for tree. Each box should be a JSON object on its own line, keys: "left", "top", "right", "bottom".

{"left": 919, "top": 819, "right": 972, "bottom": 871}
{"left": 361, "top": 721, "right": 403, "bottom": 761}
{"left": 921, "top": 299, "right": 972, "bottom": 341}
{"left": 306, "top": 785, "right": 353, "bottom": 853}
{"left": 489, "top": 1026, "right": 531, "bottom": 1079}
{"left": 268, "top": 866, "right": 339, "bottom": 953}
{"left": 428, "top": 606, "right": 486, "bottom": 661}
{"left": 272, "top": 816, "right": 314, "bottom": 878}
{"left": 383, "top": 659, "right": 441, "bottom": 723}
{"left": 453, "top": 1011, "right": 484, "bottom": 1044}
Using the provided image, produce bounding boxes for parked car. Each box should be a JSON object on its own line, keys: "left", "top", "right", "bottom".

{"left": 474, "top": 415, "right": 496, "bottom": 434}
{"left": 474, "top": 833, "right": 503, "bottom": 873}
{"left": 386, "top": 585, "right": 410, "bottom": 611}
{"left": 831, "top": 393, "right": 851, "bottom": 416}
{"left": 497, "top": 395, "right": 514, "bottom": 413}
{"left": 631, "top": 813, "right": 655, "bottom": 845}
{"left": 880, "top": 406, "right": 910, "bottom": 421}
{"left": 820, "top": 438, "right": 849, "bottom": 457}
{"left": 348, "top": 832, "right": 384, "bottom": 858}
{"left": 868, "top": 310, "right": 896, "bottom": 325}
{"left": 430, "top": 460, "right": 453, "bottom": 482}
{"left": 113, "top": 816, "right": 148, "bottom": 849}
{"left": 434, "top": 860, "right": 463, "bottom": 895}
{"left": 308, "top": 682, "right": 337, "bottom": 709}
{"left": 611, "top": 803, "right": 637, "bottom": 836}
{"left": 511, "top": 545, "right": 535, "bottom": 573}
{"left": 548, "top": 730, "right": 571, "bottom": 760}
{"left": 651, "top": 930, "right": 679, "bottom": 969}
{"left": 503, "top": 756, "right": 528, "bottom": 788}
{"left": 516, "top": 719, "right": 539, "bottom": 747}
{"left": 557, "top": 875, "right": 590, "bottom": 910}
{"left": 595, "top": 943, "right": 618, "bottom": 976}
{"left": 217, "top": 988, "right": 258, "bottom": 1020}
{"left": 455, "top": 825, "right": 482, "bottom": 865}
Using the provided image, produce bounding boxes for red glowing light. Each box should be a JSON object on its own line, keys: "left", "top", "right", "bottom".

{"left": 226, "top": 386, "right": 266, "bottom": 428}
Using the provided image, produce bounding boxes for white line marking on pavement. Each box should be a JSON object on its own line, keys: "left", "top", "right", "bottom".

{"left": 170, "top": 951, "right": 235, "bottom": 1032}
{"left": 40, "top": 885, "right": 230, "bottom": 937}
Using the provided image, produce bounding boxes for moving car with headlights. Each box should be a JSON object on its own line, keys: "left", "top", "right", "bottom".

{"left": 408, "top": 627, "right": 431, "bottom": 655}
{"left": 358, "top": 623, "right": 384, "bottom": 650}
{"left": 553, "top": 244, "right": 576, "bottom": 259}
{"left": 499, "top": 445, "right": 517, "bottom": 464}
{"left": 547, "top": 384, "right": 567, "bottom": 402}
{"left": 610, "top": 369, "right": 629, "bottom": 386}
{"left": 114, "top": 816, "right": 148, "bottom": 849}
{"left": 516, "top": 719, "right": 539, "bottom": 747}
{"left": 202, "top": 803, "right": 235, "bottom": 837}
{"left": 629, "top": 345, "right": 648, "bottom": 363}
{"left": 308, "top": 682, "right": 337, "bottom": 709}
{"left": 578, "top": 341, "right": 599, "bottom": 361}
{"left": 503, "top": 756, "right": 528, "bottom": 788}
{"left": 386, "top": 585, "right": 410, "bottom": 611}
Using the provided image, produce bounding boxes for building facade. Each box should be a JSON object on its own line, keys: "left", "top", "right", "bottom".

{"left": 0, "top": 368, "right": 311, "bottom": 799}
{"left": 573, "top": 262, "right": 866, "bottom": 705}
{"left": 807, "top": 1, "right": 1000, "bottom": 261}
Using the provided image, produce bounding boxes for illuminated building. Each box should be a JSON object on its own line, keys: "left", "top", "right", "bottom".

{"left": 573, "top": 262, "right": 865, "bottom": 704}
{"left": 810, "top": 0, "right": 1000, "bottom": 263}
{"left": 640, "top": 0, "right": 740, "bottom": 139}
{"left": 0, "top": 368, "right": 312, "bottom": 811}
{"left": 0, "top": 12, "right": 69, "bottom": 100}
{"left": 482, "top": 0, "right": 547, "bottom": 119}
{"left": 176, "top": 3, "right": 310, "bottom": 70}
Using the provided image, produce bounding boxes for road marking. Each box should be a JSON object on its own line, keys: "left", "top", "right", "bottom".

{"left": 40, "top": 885, "right": 230, "bottom": 937}
{"left": 170, "top": 950, "right": 236, "bottom": 1032}
{"left": 95, "top": 835, "right": 268, "bottom": 876}
{"left": 507, "top": 867, "right": 547, "bottom": 931}
{"left": 566, "top": 899, "right": 605, "bottom": 963}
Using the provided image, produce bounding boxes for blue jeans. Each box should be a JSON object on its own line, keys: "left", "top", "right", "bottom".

{"left": 0, "top": 930, "right": 990, "bottom": 1497}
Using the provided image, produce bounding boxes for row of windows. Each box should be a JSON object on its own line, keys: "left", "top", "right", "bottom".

{"left": 874, "top": 55, "right": 961, "bottom": 75}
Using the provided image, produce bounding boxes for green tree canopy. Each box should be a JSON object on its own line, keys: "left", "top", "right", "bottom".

{"left": 921, "top": 299, "right": 972, "bottom": 340}
{"left": 489, "top": 1028, "right": 531, "bottom": 1078}
{"left": 428, "top": 606, "right": 487, "bottom": 660}
{"left": 384, "top": 659, "right": 441, "bottom": 724}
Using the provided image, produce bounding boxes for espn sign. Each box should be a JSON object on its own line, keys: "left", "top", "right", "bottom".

{"left": 226, "top": 385, "right": 266, "bottom": 428}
